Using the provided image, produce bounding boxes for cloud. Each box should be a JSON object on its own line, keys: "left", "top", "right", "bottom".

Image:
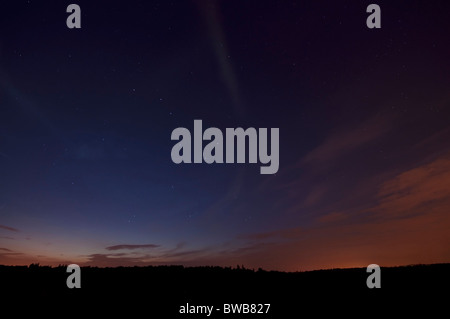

{"left": 80, "top": 242, "right": 273, "bottom": 268}
{"left": 255, "top": 114, "right": 397, "bottom": 223}
{"left": 221, "top": 151, "right": 450, "bottom": 271}
{"left": 105, "top": 244, "right": 160, "bottom": 251}
{"left": 301, "top": 115, "right": 391, "bottom": 165}
{"left": 267, "top": 153, "right": 450, "bottom": 270}
{"left": 0, "top": 224, "right": 19, "bottom": 232}
{"left": 196, "top": 0, "right": 244, "bottom": 118}
{"left": 317, "top": 152, "right": 450, "bottom": 226}
{"left": 372, "top": 154, "right": 450, "bottom": 220}
{"left": 0, "top": 247, "right": 26, "bottom": 266}
{"left": 239, "top": 226, "right": 303, "bottom": 241}
{"left": 318, "top": 212, "right": 347, "bottom": 224}
{"left": 160, "top": 247, "right": 213, "bottom": 260}
{"left": 227, "top": 242, "right": 275, "bottom": 255}
{"left": 83, "top": 253, "right": 154, "bottom": 267}
{"left": 0, "top": 252, "right": 23, "bottom": 256}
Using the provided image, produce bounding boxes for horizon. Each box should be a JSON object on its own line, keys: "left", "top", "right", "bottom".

{"left": 4, "top": 262, "right": 450, "bottom": 273}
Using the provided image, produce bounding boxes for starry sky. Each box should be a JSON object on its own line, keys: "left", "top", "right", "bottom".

{"left": 1, "top": 1, "right": 450, "bottom": 271}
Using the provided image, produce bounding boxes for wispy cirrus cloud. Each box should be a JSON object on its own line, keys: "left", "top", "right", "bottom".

{"left": 83, "top": 253, "right": 153, "bottom": 267}
{"left": 234, "top": 151, "right": 450, "bottom": 271}
{"left": 238, "top": 226, "right": 303, "bottom": 241}
{"left": 0, "top": 224, "right": 19, "bottom": 232}
{"left": 301, "top": 115, "right": 392, "bottom": 166}
{"left": 105, "top": 244, "right": 160, "bottom": 251}
{"left": 371, "top": 154, "right": 450, "bottom": 220}
{"left": 0, "top": 236, "right": 14, "bottom": 240}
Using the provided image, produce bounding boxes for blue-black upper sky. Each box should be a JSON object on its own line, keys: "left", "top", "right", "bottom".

{"left": 1, "top": 0, "right": 449, "bottom": 270}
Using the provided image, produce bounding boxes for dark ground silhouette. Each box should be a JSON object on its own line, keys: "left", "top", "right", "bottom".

{"left": 1, "top": 263, "right": 448, "bottom": 316}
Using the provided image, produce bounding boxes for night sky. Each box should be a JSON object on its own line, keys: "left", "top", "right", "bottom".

{"left": 1, "top": 1, "right": 449, "bottom": 271}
